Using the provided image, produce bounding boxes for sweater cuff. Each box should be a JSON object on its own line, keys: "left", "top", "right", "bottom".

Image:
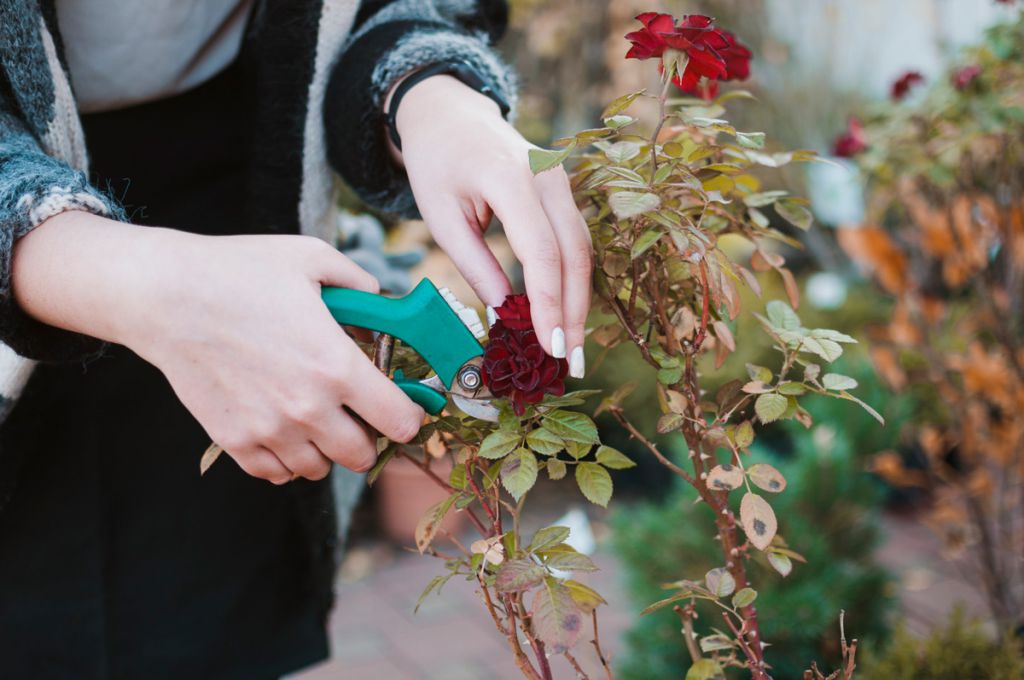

{"left": 1, "top": 178, "right": 121, "bottom": 362}
{"left": 324, "top": 21, "right": 517, "bottom": 217}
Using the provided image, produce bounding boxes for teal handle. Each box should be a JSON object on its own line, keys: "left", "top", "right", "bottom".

{"left": 394, "top": 371, "right": 448, "bottom": 415}
{"left": 321, "top": 278, "right": 483, "bottom": 389}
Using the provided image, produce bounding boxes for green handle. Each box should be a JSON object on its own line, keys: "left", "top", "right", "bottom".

{"left": 394, "top": 371, "right": 448, "bottom": 415}
{"left": 321, "top": 278, "right": 483, "bottom": 389}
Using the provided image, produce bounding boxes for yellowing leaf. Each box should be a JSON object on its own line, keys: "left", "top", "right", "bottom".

{"left": 755, "top": 393, "right": 788, "bottom": 423}
{"left": 500, "top": 449, "right": 539, "bottom": 501}
{"left": 529, "top": 141, "right": 576, "bottom": 174}
{"left": 596, "top": 445, "right": 636, "bottom": 469}
{"left": 415, "top": 495, "right": 457, "bottom": 554}
{"left": 547, "top": 458, "right": 567, "bottom": 480}
{"left": 531, "top": 581, "right": 585, "bottom": 654}
{"left": 704, "top": 567, "right": 736, "bottom": 597}
{"left": 495, "top": 558, "right": 545, "bottom": 593}
{"left": 767, "top": 551, "right": 793, "bottom": 577}
{"left": 747, "top": 463, "right": 787, "bottom": 493}
{"left": 199, "top": 443, "right": 223, "bottom": 475}
{"left": 707, "top": 464, "right": 744, "bottom": 491}
{"left": 478, "top": 430, "right": 521, "bottom": 459}
{"left": 564, "top": 579, "right": 607, "bottom": 612}
{"left": 732, "top": 587, "right": 758, "bottom": 608}
{"left": 740, "top": 492, "right": 778, "bottom": 551}
{"left": 575, "top": 462, "right": 613, "bottom": 507}
{"left": 609, "top": 191, "right": 661, "bottom": 219}
{"left": 686, "top": 659, "right": 726, "bottom": 680}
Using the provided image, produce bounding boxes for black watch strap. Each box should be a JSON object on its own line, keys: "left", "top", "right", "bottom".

{"left": 385, "top": 61, "right": 511, "bottom": 150}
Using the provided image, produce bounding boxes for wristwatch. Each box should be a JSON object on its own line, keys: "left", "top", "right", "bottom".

{"left": 385, "top": 61, "right": 511, "bottom": 150}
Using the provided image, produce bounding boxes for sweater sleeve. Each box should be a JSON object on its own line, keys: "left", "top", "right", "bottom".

{"left": 0, "top": 98, "right": 122, "bottom": 362}
{"left": 323, "top": 0, "right": 517, "bottom": 217}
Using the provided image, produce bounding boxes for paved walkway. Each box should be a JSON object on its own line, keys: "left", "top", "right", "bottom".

{"left": 295, "top": 511, "right": 986, "bottom": 679}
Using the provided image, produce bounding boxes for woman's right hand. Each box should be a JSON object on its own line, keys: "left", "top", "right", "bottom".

{"left": 13, "top": 211, "right": 426, "bottom": 484}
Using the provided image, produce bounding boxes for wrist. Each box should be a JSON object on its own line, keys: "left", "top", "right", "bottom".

{"left": 393, "top": 74, "right": 504, "bottom": 147}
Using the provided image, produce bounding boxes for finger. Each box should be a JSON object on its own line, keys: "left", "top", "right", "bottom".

{"left": 417, "top": 195, "right": 512, "bottom": 307}
{"left": 313, "top": 244, "right": 380, "bottom": 294}
{"left": 312, "top": 408, "right": 378, "bottom": 473}
{"left": 230, "top": 446, "right": 294, "bottom": 485}
{"left": 486, "top": 177, "right": 566, "bottom": 357}
{"left": 535, "top": 169, "right": 593, "bottom": 378}
{"left": 339, "top": 342, "right": 426, "bottom": 443}
{"left": 272, "top": 439, "right": 332, "bottom": 481}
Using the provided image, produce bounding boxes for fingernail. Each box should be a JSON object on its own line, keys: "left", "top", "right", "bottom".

{"left": 486, "top": 305, "right": 498, "bottom": 328}
{"left": 551, "top": 327, "right": 566, "bottom": 358}
{"left": 569, "top": 346, "right": 585, "bottom": 379}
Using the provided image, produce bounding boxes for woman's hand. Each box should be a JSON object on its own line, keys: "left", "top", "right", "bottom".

{"left": 393, "top": 75, "right": 592, "bottom": 378}
{"left": 13, "top": 211, "right": 426, "bottom": 483}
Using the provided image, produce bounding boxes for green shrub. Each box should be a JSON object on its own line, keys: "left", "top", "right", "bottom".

{"left": 859, "top": 609, "right": 1024, "bottom": 680}
{"left": 610, "top": 421, "right": 893, "bottom": 679}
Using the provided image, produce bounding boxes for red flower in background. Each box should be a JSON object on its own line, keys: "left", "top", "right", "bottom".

{"left": 832, "top": 117, "right": 867, "bottom": 158}
{"left": 625, "top": 13, "right": 752, "bottom": 100}
{"left": 952, "top": 65, "right": 982, "bottom": 90}
{"left": 890, "top": 71, "right": 924, "bottom": 101}
{"left": 482, "top": 295, "right": 568, "bottom": 416}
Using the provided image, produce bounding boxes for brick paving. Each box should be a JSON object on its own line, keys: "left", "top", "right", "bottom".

{"left": 293, "top": 510, "right": 986, "bottom": 679}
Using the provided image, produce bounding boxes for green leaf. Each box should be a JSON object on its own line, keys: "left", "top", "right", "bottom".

{"left": 448, "top": 461, "right": 467, "bottom": 490}
{"left": 775, "top": 199, "right": 813, "bottom": 230}
{"left": 596, "top": 445, "right": 636, "bottom": 469}
{"left": 366, "top": 442, "right": 397, "bottom": 486}
{"left": 478, "top": 430, "right": 521, "bottom": 459}
{"left": 528, "top": 140, "right": 576, "bottom": 174}
{"left": 545, "top": 551, "right": 598, "bottom": 573}
{"left": 658, "top": 365, "right": 684, "bottom": 385}
{"left": 526, "top": 427, "right": 565, "bottom": 456}
{"left": 531, "top": 580, "right": 585, "bottom": 654}
{"left": 575, "top": 462, "right": 613, "bottom": 507}
{"left": 735, "top": 131, "right": 766, "bottom": 149}
{"left": 800, "top": 336, "right": 844, "bottom": 363}
{"left": 657, "top": 412, "right": 685, "bottom": 433}
{"left": 543, "top": 410, "right": 599, "bottom": 444}
{"left": 767, "top": 551, "right": 793, "bottom": 577}
{"left": 732, "top": 587, "right": 758, "bottom": 609}
{"left": 563, "top": 440, "right": 592, "bottom": 460}
{"left": 747, "top": 463, "right": 787, "bottom": 493}
{"left": 777, "top": 381, "right": 808, "bottom": 395}
{"left": 414, "top": 573, "right": 454, "bottom": 613}
{"left": 765, "top": 300, "right": 801, "bottom": 330}
{"left": 838, "top": 391, "right": 886, "bottom": 425}
{"left": 631, "top": 227, "right": 663, "bottom": 258}
{"left": 704, "top": 567, "right": 736, "bottom": 597}
{"left": 822, "top": 373, "right": 859, "bottom": 391}
{"left": 603, "top": 114, "right": 635, "bottom": 129}
{"left": 495, "top": 559, "right": 546, "bottom": 593}
{"left": 686, "top": 659, "right": 726, "bottom": 680}
{"left": 745, "top": 363, "right": 773, "bottom": 383}
{"left": 640, "top": 591, "right": 691, "bottom": 616}
{"left": 609, "top": 191, "right": 661, "bottom": 219}
{"left": 755, "top": 393, "right": 788, "bottom": 423}
{"left": 743, "top": 190, "right": 788, "bottom": 208}
{"left": 604, "top": 140, "right": 642, "bottom": 163}
{"left": 530, "top": 525, "right": 571, "bottom": 552}
{"left": 547, "top": 458, "right": 568, "bottom": 480}
{"left": 601, "top": 89, "right": 645, "bottom": 118}
{"left": 500, "top": 449, "right": 538, "bottom": 501}
{"left": 734, "top": 420, "right": 755, "bottom": 448}
{"left": 699, "top": 634, "right": 735, "bottom": 653}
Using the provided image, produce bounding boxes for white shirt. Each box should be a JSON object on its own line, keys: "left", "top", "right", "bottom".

{"left": 56, "top": 0, "right": 254, "bottom": 113}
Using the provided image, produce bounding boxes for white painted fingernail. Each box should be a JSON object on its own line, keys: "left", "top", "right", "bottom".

{"left": 486, "top": 305, "right": 498, "bottom": 328}
{"left": 551, "top": 327, "right": 566, "bottom": 358}
{"left": 569, "top": 346, "right": 585, "bottom": 379}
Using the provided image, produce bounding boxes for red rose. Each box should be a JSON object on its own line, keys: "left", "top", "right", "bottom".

{"left": 890, "top": 71, "right": 924, "bottom": 101}
{"left": 832, "top": 117, "right": 867, "bottom": 158}
{"left": 625, "top": 13, "right": 752, "bottom": 101}
{"left": 482, "top": 295, "right": 568, "bottom": 416}
{"left": 952, "top": 65, "right": 982, "bottom": 90}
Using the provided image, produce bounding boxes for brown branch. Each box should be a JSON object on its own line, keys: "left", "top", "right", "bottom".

{"left": 722, "top": 612, "right": 770, "bottom": 680}
{"left": 396, "top": 450, "right": 490, "bottom": 536}
{"left": 564, "top": 651, "right": 592, "bottom": 680}
{"left": 609, "top": 407, "right": 698, "bottom": 487}
{"left": 590, "top": 609, "right": 614, "bottom": 680}
{"left": 674, "top": 603, "right": 702, "bottom": 665}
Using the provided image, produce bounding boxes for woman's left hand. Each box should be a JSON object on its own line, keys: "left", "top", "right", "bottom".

{"left": 393, "top": 75, "right": 591, "bottom": 379}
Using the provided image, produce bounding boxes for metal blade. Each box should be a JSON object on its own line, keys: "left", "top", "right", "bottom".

{"left": 438, "top": 286, "right": 486, "bottom": 340}
{"left": 451, "top": 394, "right": 500, "bottom": 422}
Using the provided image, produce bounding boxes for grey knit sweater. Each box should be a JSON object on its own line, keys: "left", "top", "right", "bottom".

{"left": 0, "top": 0, "right": 515, "bottom": 421}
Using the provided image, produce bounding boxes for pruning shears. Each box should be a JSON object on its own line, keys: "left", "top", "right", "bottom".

{"left": 321, "top": 278, "right": 500, "bottom": 422}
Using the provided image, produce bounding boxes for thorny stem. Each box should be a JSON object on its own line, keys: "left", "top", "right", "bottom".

{"left": 674, "top": 603, "right": 703, "bottom": 664}
{"left": 590, "top": 610, "right": 614, "bottom": 680}
{"left": 564, "top": 651, "right": 591, "bottom": 680}
{"left": 514, "top": 593, "right": 554, "bottom": 680}
{"left": 609, "top": 407, "right": 698, "bottom": 488}
{"left": 649, "top": 76, "right": 674, "bottom": 179}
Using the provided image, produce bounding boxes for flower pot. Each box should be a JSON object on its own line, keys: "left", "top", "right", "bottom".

{"left": 375, "top": 453, "right": 466, "bottom": 545}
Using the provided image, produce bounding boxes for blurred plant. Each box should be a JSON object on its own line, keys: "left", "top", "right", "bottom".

{"left": 835, "top": 10, "right": 1024, "bottom": 633}
{"left": 611, "top": 429, "right": 892, "bottom": 679}
{"left": 857, "top": 608, "right": 1024, "bottom": 680}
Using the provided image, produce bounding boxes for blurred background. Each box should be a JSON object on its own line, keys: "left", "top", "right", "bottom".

{"left": 301, "top": 1, "right": 1024, "bottom": 678}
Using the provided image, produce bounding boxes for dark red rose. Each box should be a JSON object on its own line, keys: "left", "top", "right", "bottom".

{"left": 482, "top": 295, "right": 568, "bottom": 416}
{"left": 832, "top": 117, "right": 867, "bottom": 158}
{"left": 626, "top": 13, "right": 752, "bottom": 101}
{"left": 952, "top": 65, "right": 982, "bottom": 90}
{"left": 890, "top": 71, "right": 924, "bottom": 101}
